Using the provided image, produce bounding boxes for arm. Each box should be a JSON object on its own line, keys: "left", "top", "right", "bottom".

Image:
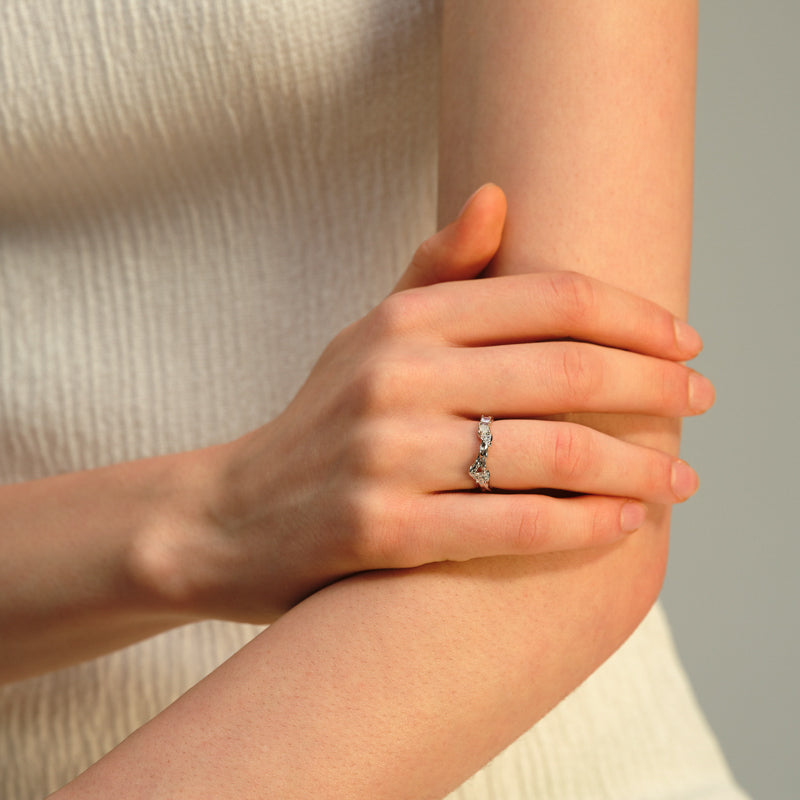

{"left": 51, "top": 3, "right": 700, "bottom": 798}
{"left": 440, "top": 0, "right": 696, "bottom": 312}
{"left": 2, "top": 195, "right": 699, "bottom": 684}
{"left": 439, "top": 0, "right": 699, "bottom": 552}
{"left": 0, "top": 453, "right": 203, "bottom": 682}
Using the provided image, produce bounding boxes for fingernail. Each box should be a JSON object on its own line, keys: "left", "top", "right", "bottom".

{"left": 620, "top": 501, "right": 647, "bottom": 533}
{"left": 671, "top": 460, "right": 699, "bottom": 501}
{"left": 688, "top": 372, "right": 715, "bottom": 413}
{"left": 673, "top": 318, "right": 703, "bottom": 355}
{"left": 458, "top": 183, "right": 490, "bottom": 217}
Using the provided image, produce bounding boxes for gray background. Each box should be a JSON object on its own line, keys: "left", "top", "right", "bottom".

{"left": 661, "top": 2, "right": 799, "bottom": 798}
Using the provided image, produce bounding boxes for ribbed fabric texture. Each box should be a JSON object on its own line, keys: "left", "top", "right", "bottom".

{"left": 448, "top": 605, "right": 748, "bottom": 800}
{"left": 0, "top": 2, "right": 747, "bottom": 798}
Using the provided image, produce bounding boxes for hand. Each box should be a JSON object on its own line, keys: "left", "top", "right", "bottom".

{"left": 139, "top": 186, "right": 713, "bottom": 623}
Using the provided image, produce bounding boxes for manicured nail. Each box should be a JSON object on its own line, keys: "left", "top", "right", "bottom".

{"left": 688, "top": 372, "right": 715, "bottom": 413}
{"left": 671, "top": 460, "right": 699, "bottom": 501}
{"left": 620, "top": 501, "right": 647, "bottom": 533}
{"left": 673, "top": 318, "right": 703, "bottom": 355}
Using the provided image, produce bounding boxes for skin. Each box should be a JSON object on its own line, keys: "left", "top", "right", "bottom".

{"left": 9, "top": 0, "right": 700, "bottom": 796}
{"left": 0, "top": 189, "right": 705, "bottom": 681}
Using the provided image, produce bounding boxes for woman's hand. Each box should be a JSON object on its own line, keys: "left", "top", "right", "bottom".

{"left": 136, "top": 186, "right": 713, "bottom": 624}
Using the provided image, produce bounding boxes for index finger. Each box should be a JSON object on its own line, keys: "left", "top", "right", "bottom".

{"left": 401, "top": 271, "right": 701, "bottom": 361}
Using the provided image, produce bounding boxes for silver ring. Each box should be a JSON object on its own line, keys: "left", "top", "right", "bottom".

{"left": 468, "top": 415, "right": 493, "bottom": 491}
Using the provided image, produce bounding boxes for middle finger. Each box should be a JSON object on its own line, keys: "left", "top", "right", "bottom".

{"left": 431, "top": 341, "right": 715, "bottom": 418}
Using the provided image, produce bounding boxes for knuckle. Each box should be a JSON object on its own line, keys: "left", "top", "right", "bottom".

{"left": 350, "top": 351, "right": 421, "bottom": 413}
{"left": 545, "top": 271, "right": 597, "bottom": 326}
{"left": 589, "top": 501, "right": 617, "bottom": 543}
{"left": 370, "top": 288, "right": 432, "bottom": 339}
{"left": 340, "top": 486, "right": 389, "bottom": 561}
{"left": 410, "top": 237, "right": 439, "bottom": 276}
{"left": 556, "top": 344, "right": 598, "bottom": 405}
{"left": 347, "top": 488, "right": 414, "bottom": 566}
{"left": 347, "top": 420, "right": 403, "bottom": 479}
{"left": 656, "top": 361, "right": 687, "bottom": 414}
{"left": 641, "top": 450, "right": 675, "bottom": 499}
{"left": 509, "top": 503, "right": 545, "bottom": 553}
{"left": 550, "top": 424, "right": 592, "bottom": 482}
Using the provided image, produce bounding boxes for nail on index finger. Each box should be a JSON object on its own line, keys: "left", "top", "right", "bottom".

{"left": 673, "top": 318, "right": 703, "bottom": 357}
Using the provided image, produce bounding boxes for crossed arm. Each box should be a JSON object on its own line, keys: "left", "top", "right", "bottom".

{"left": 34, "top": 2, "right": 700, "bottom": 797}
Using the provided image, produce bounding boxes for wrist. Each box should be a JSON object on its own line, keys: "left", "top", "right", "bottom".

{"left": 126, "top": 445, "right": 233, "bottom": 622}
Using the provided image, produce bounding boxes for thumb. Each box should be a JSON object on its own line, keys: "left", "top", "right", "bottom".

{"left": 391, "top": 183, "right": 507, "bottom": 294}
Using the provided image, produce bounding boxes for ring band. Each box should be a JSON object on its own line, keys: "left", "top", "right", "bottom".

{"left": 468, "top": 415, "right": 493, "bottom": 491}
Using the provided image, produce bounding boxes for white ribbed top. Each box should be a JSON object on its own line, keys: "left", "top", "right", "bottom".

{"left": 0, "top": 2, "right": 746, "bottom": 797}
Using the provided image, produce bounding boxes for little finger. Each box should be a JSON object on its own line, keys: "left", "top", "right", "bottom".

{"left": 414, "top": 493, "right": 647, "bottom": 562}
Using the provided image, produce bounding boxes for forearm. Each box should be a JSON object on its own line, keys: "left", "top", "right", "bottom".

{"left": 0, "top": 450, "right": 213, "bottom": 682}
{"left": 52, "top": 548, "right": 666, "bottom": 800}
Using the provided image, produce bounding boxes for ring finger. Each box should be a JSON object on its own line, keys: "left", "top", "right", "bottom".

{"left": 419, "top": 417, "right": 697, "bottom": 504}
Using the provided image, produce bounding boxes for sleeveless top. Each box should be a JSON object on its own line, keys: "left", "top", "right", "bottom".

{"left": 0, "top": 2, "right": 747, "bottom": 797}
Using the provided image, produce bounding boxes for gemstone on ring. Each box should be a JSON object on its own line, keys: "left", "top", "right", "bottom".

{"left": 469, "top": 461, "right": 491, "bottom": 490}
{"left": 469, "top": 415, "right": 493, "bottom": 491}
